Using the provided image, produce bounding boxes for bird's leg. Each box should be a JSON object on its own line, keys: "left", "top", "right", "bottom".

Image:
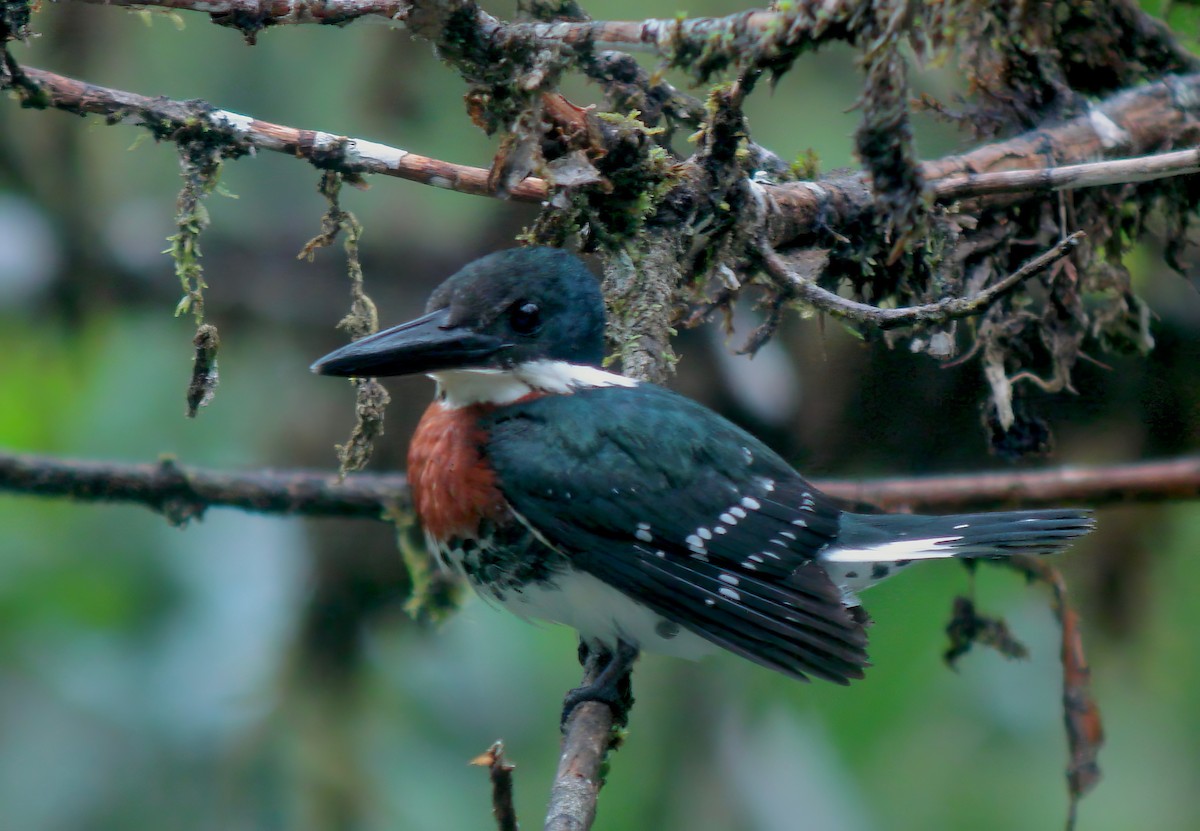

{"left": 560, "top": 638, "right": 639, "bottom": 730}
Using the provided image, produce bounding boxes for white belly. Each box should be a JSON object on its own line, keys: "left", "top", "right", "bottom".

{"left": 431, "top": 528, "right": 716, "bottom": 661}
{"left": 500, "top": 568, "right": 717, "bottom": 660}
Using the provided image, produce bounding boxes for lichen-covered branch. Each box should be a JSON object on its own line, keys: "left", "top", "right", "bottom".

{"left": 765, "top": 71, "right": 1200, "bottom": 246}
{"left": 10, "top": 64, "right": 1200, "bottom": 245}
{"left": 4, "top": 65, "right": 547, "bottom": 201}
{"left": 72, "top": 0, "right": 410, "bottom": 40}
{"left": 67, "top": 0, "right": 863, "bottom": 61}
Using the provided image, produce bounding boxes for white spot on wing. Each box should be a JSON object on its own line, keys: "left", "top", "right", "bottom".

{"left": 697, "top": 527, "right": 713, "bottom": 540}
{"left": 718, "top": 573, "right": 740, "bottom": 586}
{"left": 731, "top": 506, "right": 747, "bottom": 519}
{"left": 792, "top": 519, "right": 808, "bottom": 527}
{"left": 720, "top": 512, "right": 737, "bottom": 525}
{"left": 741, "top": 496, "right": 761, "bottom": 511}
{"left": 719, "top": 587, "right": 741, "bottom": 601}
{"left": 635, "top": 528, "right": 653, "bottom": 543}
{"left": 953, "top": 523, "right": 970, "bottom": 530}
{"left": 780, "top": 530, "right": 797, "bottom": 540}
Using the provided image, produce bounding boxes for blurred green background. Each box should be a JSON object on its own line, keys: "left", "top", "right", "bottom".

{"left": 2, "top": 2, "right": 1200, "bottom": 830}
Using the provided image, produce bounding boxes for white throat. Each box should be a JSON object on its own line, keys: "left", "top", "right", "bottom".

{"left": 430, "top": 361, "right": 638, "bottom": 408}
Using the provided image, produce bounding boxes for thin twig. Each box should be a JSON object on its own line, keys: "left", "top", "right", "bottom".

{"left": 12, "top": 65, "right": 548, "bottom": 202}
{"left": 759, "top": 232, "right": 1084, "bottom": 330}
{"left": 818, "top": 455, "right": 1200, "bottom": 512}
{"left": 1001, "top": 557, "right": 1104, "bottom": 831}
{"left": 470, "top": 742, "right": 519, "bottom": 831}
{"left": 934, "top": 147, "right": 1200, "bottom": 201}
{"left": 4, "top": 450, "right": 1200, "bottom": 520}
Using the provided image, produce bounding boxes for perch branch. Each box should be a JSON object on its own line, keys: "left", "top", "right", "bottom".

{"left": 8, "top": 65, "right": 547, "bottom": 202}
{"left": 759, "top": 232, "right": 1084, "bottom": 330}
{"left": 544, "top": 701, "right": 610, "bottom": 831}
{"left": 500, "top": 4, "right": 860, "bottom": 55}
{"left": 4, "top": 450, "right": 1200, "bottom": 519}
{"left": 544, "top": 645, "right": 626, "bottom": 831}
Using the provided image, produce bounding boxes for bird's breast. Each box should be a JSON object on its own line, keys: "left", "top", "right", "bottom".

{"left": 408, "top": 400, "right": 509, "bottom": 541}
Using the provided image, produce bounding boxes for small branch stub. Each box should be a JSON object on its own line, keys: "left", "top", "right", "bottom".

{"left": 1000, "top": 557, "right": 1105, "bottom": 831}
{"left": 471, "top": 742, "right": 519, "bottom": 831}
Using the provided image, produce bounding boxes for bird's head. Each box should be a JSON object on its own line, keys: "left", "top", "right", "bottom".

{"left": 311, "top": 247, "right": 606, "bottom": 379}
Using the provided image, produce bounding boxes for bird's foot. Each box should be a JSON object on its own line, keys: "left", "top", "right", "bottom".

{"left": 560, "top": 639, "right": 638, "bottom": 731}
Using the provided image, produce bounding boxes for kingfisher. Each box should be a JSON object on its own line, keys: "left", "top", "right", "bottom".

{"left": 312, "top": 247, "right": 1093, "bottom": 711}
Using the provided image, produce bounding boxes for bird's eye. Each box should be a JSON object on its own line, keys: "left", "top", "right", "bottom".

{"left": 509, "top": 301, "right": 542, "bottom": 335}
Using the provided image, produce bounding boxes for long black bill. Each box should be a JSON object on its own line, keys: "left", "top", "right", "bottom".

{"left": 310, "top": 307, "right": 506, "bottom": 377}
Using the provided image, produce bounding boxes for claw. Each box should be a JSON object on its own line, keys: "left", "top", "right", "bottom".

{"left": 561, "top": 640, "right": 639, "bottom": 730}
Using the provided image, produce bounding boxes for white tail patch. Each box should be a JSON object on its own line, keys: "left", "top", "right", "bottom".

{"left": 821, "top": 536, "right": 963, "bottom": 564}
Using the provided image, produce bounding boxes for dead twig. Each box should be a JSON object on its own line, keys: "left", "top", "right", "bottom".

{"left": 758, "top": 232, "right": 1084, "bottom": 330}
{"left": 999, "top": 557, "right": 1105, "bottom": 831}
{"left": 935, "top": 147, "right": 1200, "bottom": 201}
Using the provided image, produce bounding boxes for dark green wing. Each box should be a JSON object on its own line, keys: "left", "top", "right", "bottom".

{"left": 480, "top": 384, "right": 869, "bottom": 684}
